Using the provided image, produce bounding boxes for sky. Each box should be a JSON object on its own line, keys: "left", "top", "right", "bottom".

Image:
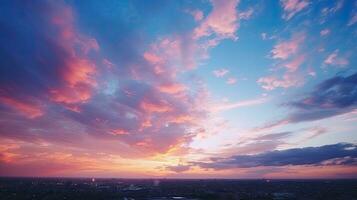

{"left": 0, "top": 0, "right": 357, "bottom": 179}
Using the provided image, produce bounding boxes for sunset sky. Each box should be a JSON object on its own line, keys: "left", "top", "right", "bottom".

{"left": 1, "top": 0, "right": 357, "bottom": 179}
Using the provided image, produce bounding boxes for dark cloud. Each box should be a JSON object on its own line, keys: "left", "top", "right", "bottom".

{"left": 255, "top": 72, "right": 357, "bottom": 132}
{"left": 288, "top": 72, "right": 357, "bottom": 123}
{"left": 193, "top": 143, "right": 357, "bottom": 169}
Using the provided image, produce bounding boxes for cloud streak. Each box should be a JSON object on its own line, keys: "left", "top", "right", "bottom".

{"left": 280, "top": 0, "right": 309, "bottom": 20}
{"left": 193, "top": 143, "right": 357, "bottom": 169}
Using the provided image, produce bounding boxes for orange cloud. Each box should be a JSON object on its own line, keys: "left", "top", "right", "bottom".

{"left": 169, "top": 115, "right": 194, "bottom": 124}
{"left": 50, "top": 58, "right": 96, "bottom": 105}
{"left": 140, "top": 100, "right": 172, "bottom": 113}
{"left": 47, "top": 5, "right": 99, "bottom": 107}
{"left": 157, "top": 83, "right": 186, "bottom": 94}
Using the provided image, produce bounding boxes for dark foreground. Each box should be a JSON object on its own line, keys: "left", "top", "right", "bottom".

{"left": 1, "top": 178, "right": 357, "bottom": 200}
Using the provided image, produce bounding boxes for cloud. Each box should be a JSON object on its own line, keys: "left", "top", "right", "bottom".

{"left": 324, "top": 50, "right": 349, "bottom": 66}
{"left": 262, "top": 33, "right": 306, "bottom": 91}
{"left": 348, "top": 12, "right": 357, "bottom": 26}
{"left": 261, "top": 33, "right": 267, "bottom": 40}
{"left": 254, "top": 72, "right": 357, "bottom": 136}
{"left": 257, "top": 73, "right": 303, "bottom": 90}
{"left": 0, "top": 1, "right": 210, "bottom": 157}
{"left": 166, "top": 164, "right": 191, "bottom": 173}
{"left": 320, "top": 0, "right": 344, "bottom": 24}
{"left": 47, "top": 4, "right": 99, "bottom": 107}
{"left": 187, "top": 10, "right": 204, "bottom": 22}
{"left": 0, "top": 1, "right": 99, "bottom": 115}
{"left": 211, "top": 97, "right": 267, "bottom": 112}
{"left": 320, "top": 29, "right": 330, "bottom": 36}
{"left": 299, "top": 127, "right": 327, "bottom": 142}
{"left": 271, "top": 33, "right": 305, "bottom": 60}
{"left": 226, "top": 77, "right": 237, "bottom": 85}
{"left": 194, "top": 0, "right": 239, "bottom": 40}
{"left": 193, "top": 143, "right": 357, "bottom": 169}
{"left": 254, "top": 131, "right": 293, "bottom": 141}
{"left": 283, "top": 54, "right": 305, "bottom": 72}
{"left": 238, "top": 7, "right": 254, "bottom": 20}
{"left": 157, "top": 83, "right": 186, "bottom": 94}
{"left": 286, "top": 72, "right": 357, "bottom": 122}
{"left": 213, "top": 68, "right": 229, "bottom": 77}
{"left": 226, "top": 131, "right": 293, "bottom": 155}
{"left": 280, "top": 0, "right": 309, "bottom": 20}
{"left": 307, "top": 67, "right": 316, "bottom": 77}
{"left": 256, "top": 72, "right": 357, "bottom": 130}
{"left": 0, "top": 96, "right": 44, "bottom": 118}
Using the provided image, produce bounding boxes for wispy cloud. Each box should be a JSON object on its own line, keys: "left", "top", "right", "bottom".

{"left": 320, "top": 28, "right": 330, "bottom": 36}
{"left": 211, "top": 97, "right": 267, "bottom": 112}
{"left": 226, "top": 77, "right": 237, "bottom": 85}
{"left": 271, "top": 33, "right": 305, "bottom": 60}
{"left": 213, "top": 68, "right": 229, "bottom": 77}
{"left": 348, "top": 12, "right": 357, "bottom": 26}
{"left": 258, "top": 73, "right": 303, "bottom": 90}
{"left": 324, "top": 50, "right": 349, "bottom": 66}
{"left": 280, "top": 0, "right": 309, "bottom": 20}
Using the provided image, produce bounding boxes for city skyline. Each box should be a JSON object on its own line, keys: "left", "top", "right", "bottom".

{"left": 0, "top": 0, "right": 357, "bottom": 179}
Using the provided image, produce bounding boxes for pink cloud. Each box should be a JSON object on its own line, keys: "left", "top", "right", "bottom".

{"left": 103, "top": 59, "right": 115, "bottom": 68}
{"left": 280, "top": 0, "right": 309, "bottom": 20}
{"left": 49, "top": 58, "right": 97, "bottom": 106}
{"left": 188, "top": 10, "right": 204, "bottom": 21}
{"left": 48, "top": 5, "right": 99, "bottom": 107}
{"left": 145, "top": 36, "right": 196, "bottom": 71}
{"left": 143, "top": 52, "right": 164, "bottom": 64}
{"left": 0, "top": 1, "right": 214, "bottom": 162}
{"left": 157, "top": 83, "right": 186, "bottom": 94}
{"left": 0, "top": 96, "right": 44, "bottom": 118}
{"left": 194, "top": 0, "right": 239, "bottom": 40}
{"left": 284, "top": 54, "right": 305, "bottom": 72}
{"left": 307, "top": 67, "right": 316, "bottom": 77}
{"left": 213, "top": 68, "right": 229, "bottom": 77}
{"left": 324, "top": 50, "right": 349, "bottom": 66}
{"left": 271, "top": 33, "right": 305, "bottom": 60}
{"left": 110, "top": 129, "right": 129, "bottom": 136}
{"left": 226, "top": 77, "right": 237, "bottom": 85}
{"left": 253, "top": 119, "right": 291, "bottom": 133}
{"left": 140, "top": 100, "right": 172, "bottom": 113}
{"left": 168, "top": 115, "right": 194, "bottom": 124}
{"left": 258, "top": 73, "right": 303, "bottom": 90}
